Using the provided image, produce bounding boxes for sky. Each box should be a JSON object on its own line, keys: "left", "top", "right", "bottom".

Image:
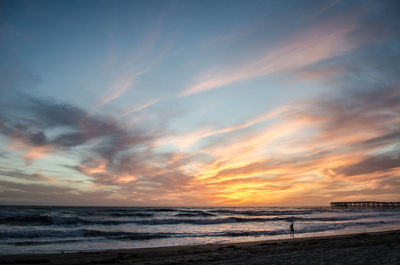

{"left": 0, "top": 0, "right": 399, "bottom": 206}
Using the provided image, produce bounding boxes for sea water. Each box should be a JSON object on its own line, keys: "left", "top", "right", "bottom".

{"left": 0, "top": 206, "right": 399, "bottom": 254}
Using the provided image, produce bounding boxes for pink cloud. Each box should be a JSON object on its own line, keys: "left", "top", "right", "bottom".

{"left": 180, "top": 20, "right": 359, "bottom": 97}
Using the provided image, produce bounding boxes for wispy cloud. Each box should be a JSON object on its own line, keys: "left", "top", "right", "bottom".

{"left": 180, "top": 19, "right": 359, "bottom": 97}
{"left": 312, "top": 0, "right": 342, "bottom": 17}
{"left": 159, "top": 105, "right": 289, "bottom": 150}
{"left": 121, "top": 98, "right": 159, "bottom": 117}
{"left": 99, "top": 9, "right": 175, "bottom": 107}
{"left": 101, "top": 70, "right": 148, "bottom": 105}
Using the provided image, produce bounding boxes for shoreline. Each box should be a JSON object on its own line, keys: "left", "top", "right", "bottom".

{"left": 1, "top": 229, "right": 399, "bottom": 264}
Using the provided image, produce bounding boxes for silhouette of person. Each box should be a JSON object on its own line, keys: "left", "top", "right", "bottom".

{"left": 289, "top": 222, "right": 294, "bottom": 237}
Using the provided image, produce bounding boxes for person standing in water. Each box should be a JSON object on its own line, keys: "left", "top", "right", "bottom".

{"left": 289, "top": 222, "right": 294, "bottom": 237}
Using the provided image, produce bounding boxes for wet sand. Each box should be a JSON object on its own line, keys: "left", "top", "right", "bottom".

{"left": 1, "top": 230, "right": 399, "bottom": 265}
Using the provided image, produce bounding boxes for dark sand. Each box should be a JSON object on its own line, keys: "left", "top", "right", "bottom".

{"left": 1, "top": 230, "right": 399, "bottom": 265}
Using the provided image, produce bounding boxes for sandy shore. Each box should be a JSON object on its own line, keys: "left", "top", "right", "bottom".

{"left": 1, "top": 230, "right": 399, "bottom": 265}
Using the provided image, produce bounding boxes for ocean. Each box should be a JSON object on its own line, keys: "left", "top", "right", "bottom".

{"left": 1, "top": 205, "right": 399, "bottom": 254}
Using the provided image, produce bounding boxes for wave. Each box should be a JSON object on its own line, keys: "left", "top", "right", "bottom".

{"left": 1, "top": 219, "right": 394, "bottom": 247}
{"left": 2, "top": 212, "right": 397, "bottom": 227}
{"left": 14, "top": 239, "right": 87, "bottom": 246}
{"left": 208, "top": 209, "right": 318, "bottom": 216}
{"left": 0, "top": 229, "right": 174, "bottom": 240}
{"left": 108, "top": 213, "right": 154, "bottom": 217}
{"left": 130, "top": 215, "right": 395, "bottom": 225}
{"left": 0, "top": 215, "right": 132, "bottom": 226}
{"left": 212, "top": 220, "right": 391, "bottom": 238}
{"left": 174, "top": 211, "right": 216, "bottom": 217}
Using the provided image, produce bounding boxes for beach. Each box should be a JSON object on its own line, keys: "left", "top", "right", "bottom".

{"left": 1, "top": 229, "right": 399, "bottom": 265}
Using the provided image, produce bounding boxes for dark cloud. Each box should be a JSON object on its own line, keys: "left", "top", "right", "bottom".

{"left": 0, "top": 180, "right": 130, "bottom": 206}
{"left": 311, "top": 86, "right": 400, "bottom": 135}
{"left": 77, "top": 150, "right": 194, "bottom": 193}
{"left": 326, "top": 175, "right": 400, "bottom": 200}
{"left": 0, "top": 169, "right": 49, "bottom": 181}
{"left": 335, "top": 152, "right": 400, "bottom": 177}
{"left": 360, "top": 132, "right": 400, "bottom": 149}
{"left": 0, "top": 96, "right": 194, "bottom": 197}
{"left": 303, "top": 25, "right": 400, "bottom": 141}
{"left": 0, "top": 98, "right": 153, "bottom": 151}
{"left": 151, "top": 170, "right": 193, "bottom": 191}
{"left": 292, "top": 86, "right": 400, "bottom": 180}
{"left": 28, "top": 131, "right": 47, "bottom": 146}
{"left": 51, "top": 132, "right": 88, "bottom": 147}
{"left": 373, "top": 175, "right": 400, "bottom": 190}
{"left": 277, "top": 81, "right": 400, "bottom": 182}
{"left": 28, "top": 99, "right": 86, "bottom": 128}
{"left": 0, "top": 117, "right": 48, "bottom": 147}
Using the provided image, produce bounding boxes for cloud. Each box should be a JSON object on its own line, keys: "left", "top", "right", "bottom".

{"left": 185, "top": 84, "right": 400, "bottom": 204}
{"left": 0, "top": 94, "right": 199, "bottom": 204}
{"left": 180, "top": 18, "right": 359, "bottom": 97}
{"left": 335, "top": 152, "right": 400, "bottom": 177}
{"left": 307, "top": 87, "right": 400, "bottom": 146}
{"left": 292, "top": 64, "right": 344, "bottom": 82}
{"left": 97, "top": 8, "right": 176, "bottom": 108}
{"left": 180, "top": 1, "right": 400, "bottom": 98}
{"left": 121, "top": 98, "right": 159, "bottom": 117}
{"left": 0, "top": 169, "right": 51, "bottom": 182}
{"left": 1, "top": 83, "right": 399, "bottom": 206}
{"left": 101, "top": 70, "right": 147, "bottom": 105}
{"left": 0, "top": 180, "right": 126, "bottom": 206}
{"left": 1, "top": 98, "right": 153, "bottom": 152}
{"left": 312, "top": 0, "right": 342, "bottom": 17}
{"left": 159, "top": 105, "right": 287, "bottom": 150}
{"left": 1, "top": 1, "right": 399, "bottom": 206}
{"left": 4, "top": 82, "right": 397, "bottom": 205}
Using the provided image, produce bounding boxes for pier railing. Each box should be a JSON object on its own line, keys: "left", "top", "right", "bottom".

{"left": 331, "top": 201, "right": 400, "bottom": 209}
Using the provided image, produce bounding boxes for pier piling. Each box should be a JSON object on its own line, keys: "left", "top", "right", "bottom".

{"left": 331, "top": 201, "right": 400, "bottom": 209}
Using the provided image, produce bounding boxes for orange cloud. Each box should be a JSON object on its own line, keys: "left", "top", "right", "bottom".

{"left": 180, "top": 88, "right": 400, "bottom": 205}
{"left": 23, "top": 146, "right": 55, "bottom": 166}
{"left": 6, "top": 139, "right": 55, "bottom": 166}
{"left": 80, "top": 159, "right": 108, "bottom": 176}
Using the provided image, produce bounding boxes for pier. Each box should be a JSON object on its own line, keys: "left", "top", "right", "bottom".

{"left": 331, "top": 201, "right": 400, "bottom": 209}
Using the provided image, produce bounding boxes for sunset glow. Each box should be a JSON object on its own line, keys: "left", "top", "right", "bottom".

{"left": 0, "top": 0, "right": 399, "bottom": 206}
